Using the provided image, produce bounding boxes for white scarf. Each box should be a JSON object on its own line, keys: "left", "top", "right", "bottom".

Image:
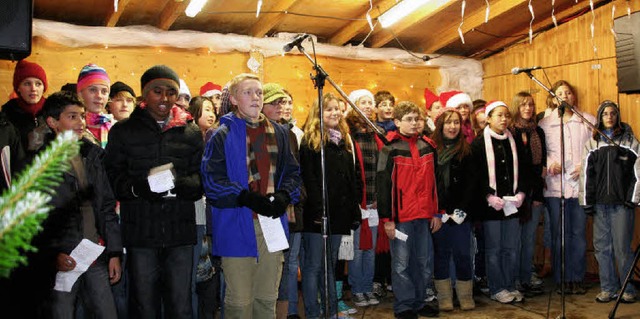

{"left": 483, "top": 126, "right": 519, "bottom": 194}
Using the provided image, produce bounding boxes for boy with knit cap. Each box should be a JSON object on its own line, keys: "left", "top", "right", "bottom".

{"left": 77, "top": 63, "right": 112, "bottom": 148}
{"left": 107, "top": 81, "right": 136, "bottom": 121}
{"left": 104, "top": 65, "right": 204, "bottom": 319}
{"left": 1, "top": 59, "right": 50, "bottom": 163}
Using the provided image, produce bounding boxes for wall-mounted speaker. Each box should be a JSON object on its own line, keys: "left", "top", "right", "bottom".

{"left": 614, "top": 11, "right": 640, "bottom": 94}
{"left": 0, "top": 0, "right": 33, "bottom": 61}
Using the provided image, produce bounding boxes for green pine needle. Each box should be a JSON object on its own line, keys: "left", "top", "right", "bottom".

{"left": 0, "top": 131, "right": 80, "bottom": 278}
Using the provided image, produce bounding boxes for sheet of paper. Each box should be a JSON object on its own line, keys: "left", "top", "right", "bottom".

{"left": 564, "top": 172, "right": 579, "bottom": 189}
{"left": 360, "top": 207, "right": 379, "bottom": 228}
{"left": 395, "top": 229, "right": 408, "bottom": 242}
{"left": 258, "top": 215, "right": 289, "bottom": 253}
{"left": 441, "top": 214, "right": 450, "bottom": 223}
{"left": 54, "top": 239, "right": 105, "bottom": 292}
{"left": 148, "top": 167, "right": 175, "bottom": 193}
{"left": 502, "top": 197, "right": 519, "bottom": 217}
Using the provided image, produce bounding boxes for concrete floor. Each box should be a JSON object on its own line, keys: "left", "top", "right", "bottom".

{"left": 277, "top": 280, "right": 640, "bottom": 319}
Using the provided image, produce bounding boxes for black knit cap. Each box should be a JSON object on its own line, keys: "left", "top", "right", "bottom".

{"left": 140, "top": 65, "right": 180, "bottom": 98}
{"left": 109, "top": 81, "right": 136, "bottom": 98}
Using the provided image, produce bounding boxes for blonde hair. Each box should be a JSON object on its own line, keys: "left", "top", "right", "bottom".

{"left": 228, "top": 73, "right": 260, "bottom": 96}
{"left": 303, "top": 92, "right": 353, "bottom": 153}
{"left": 112, "top": 90, "right": 135, "bottom": 101}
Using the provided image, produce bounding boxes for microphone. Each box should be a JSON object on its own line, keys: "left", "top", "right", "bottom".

{"left": 283, "top": 34, "right": 310, "bottom": 52}
{"left": 511, "top": 66, "right": 542, "bottom": 74}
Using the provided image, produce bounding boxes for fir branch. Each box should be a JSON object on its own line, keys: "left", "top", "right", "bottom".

{"left": 0, "top": 131, "right": 80, "bottom": 277}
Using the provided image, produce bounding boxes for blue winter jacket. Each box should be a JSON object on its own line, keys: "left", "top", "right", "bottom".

{"left": 201, "top": 113, "right": 301, "bottom": 257}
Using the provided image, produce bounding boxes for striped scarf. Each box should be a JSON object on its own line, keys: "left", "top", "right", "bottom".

{"left": 247, "top": 114, "right": 277, "bottom": 196}
{"left": 483, "top": 126, "right": 518, "bottom": 194}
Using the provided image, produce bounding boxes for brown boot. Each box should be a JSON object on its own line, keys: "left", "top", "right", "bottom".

{"left": 435, "top": 279, "right": 453, "bottom": 311}
{"left": 456, "top": 280, "right": 475, "bottom": 310}
{"left": 538, "top": 247, "right": 552, "bottom": 278}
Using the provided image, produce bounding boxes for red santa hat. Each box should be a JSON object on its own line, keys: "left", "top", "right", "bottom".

{"left": 484, "top": 100, "right": 508, "bottom": 117}
{"left": 424, "top": 88, "right": 439, "bottom": 110}
{"left": 439, "top": 90, "right": 472, "bottom": 108}
{"left": 200, "top": 82, "right": 222, "bottom": 98}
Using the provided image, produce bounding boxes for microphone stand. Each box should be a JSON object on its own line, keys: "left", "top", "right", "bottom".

{"left": 519, "top": 71, "right": 616, "bottom": 319}
{"left": 287, "top": 39, "right": 388, "bottom": 318}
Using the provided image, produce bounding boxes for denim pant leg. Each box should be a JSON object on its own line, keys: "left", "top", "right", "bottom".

{"left": 432, "top": 222, "right": 453, "bottom": 280}
{"left": 484, "top": 219, "right": 520, "bottom": 295}
{"left": 163, "top": 245, "right": 195, "bottom": 319}
{"left": 543, "top": 207, "right": 551, "bottom": 248}
{"left": 128, "top": 247, "right": 162, "bottom": 318}
{"left": 287, "top": 232, "right": 303, "bottom": 315}
{"left": 566, "top": 199, "right": 586, "bottom": 282}
{"left": 519, "top": 202, "right": 543, "bottom": 284}
{"left": 501, "top": 219, "right": 520, "bottom": 292}
{"left": 81, "top": 261, "right": 118, "bottom": 318}
{"left": 611, "top": 206, "right": 636, "bottom": 294}
{"left": 390, "top": 219, "right": 429, "bottom": 313}
{"left": 301, "top": 232, "right": 341, "bottom": 319}
{"left": 546, "top": 197, "right": 564, "bottom": 284}
{"left": 348, "top": 225, "right": 378, "bottom": 294}
{"left": 452, "top": 222, "right": 473, "bottom": 281}
{"left": 192, "top": 225, "right": 205, "bottom": 319}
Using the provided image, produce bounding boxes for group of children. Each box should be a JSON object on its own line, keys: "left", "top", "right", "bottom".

{"left": 0, "top": 59, "right": 638, "bottom": 319}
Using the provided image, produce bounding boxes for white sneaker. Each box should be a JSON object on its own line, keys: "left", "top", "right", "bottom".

{"left": 491, "top": 290, "right": 515, "bottom": 304}
{"left": 530, "top": 274, "right": 543, "bottom": 287}
{"left": 365, "top": 292, "right": 380, "bottom": 305}
{"left": 424, "top": 287, "right": 437, "bottom": 302}
{"left": 622, "top": 292, "right": 636, "bottom": 304}
{"left": 352, "top": 293, "right": 369, "bottom": 307}
{"left": 510, "top": 290, "right": 524, "bottom": 303}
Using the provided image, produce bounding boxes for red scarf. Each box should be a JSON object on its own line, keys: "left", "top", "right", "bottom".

{"left": 17, "top": 96, "right": 46, "bottom": 117}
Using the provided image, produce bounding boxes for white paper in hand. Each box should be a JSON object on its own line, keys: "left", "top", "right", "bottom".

{"left": 395, "top": 229, "right": 408, "bottom": 242}
{"left": 148, "top": 163, "right": 175, "bottom": 193}
{"left": 502, "top": 196, "right": 518, "bottom": 217}
{"left": 257, "top": 215, "right": 289, "bottom": 252}
{"left": 54, "top": 239, "right": 105, "bottom": 292}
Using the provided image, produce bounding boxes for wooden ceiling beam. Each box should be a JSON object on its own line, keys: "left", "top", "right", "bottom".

{"left": 157, "top": 0, "right": 188, "bottom": 31}
{"left": 249, "top": 0, "right": 299, "bottom": 38}
{"left": 327, "top": 0, "right": 396, "bottom": 46}
{"left": 105, "top": 0, "right": 132, "bottom": 27}
{"left": 420, "top": 0, "right": 528, "bottom": 53}
{"left": 471, "top": 0, "right": 597, "bottom": 59}
{"left": 368, "top": 0, "right": 458, "bottom": 48}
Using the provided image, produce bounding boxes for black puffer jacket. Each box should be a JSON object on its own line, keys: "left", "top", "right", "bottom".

{"left": 1, "top": 98, "right": 49, "bottom": 163}
{"left": 0, "top": 111, "right": 25, "bottom": 191}
{"left": 104, "top": 106, "right": 203, "bottom": 248}
{"left": 300, "top": 136, "right": 362, "bottom": 235}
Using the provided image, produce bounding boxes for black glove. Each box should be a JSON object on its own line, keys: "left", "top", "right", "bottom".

{"left": 583, "top": 205, "right": 595, "bottom": 215}
{"left": 237, "top": 190, "right": 274, "bottom": 217}
{"left": 265, "top": 191, "right": 291, "bottom": 219}
{"left": 132, "top": 179, "right": 166, "bottom": 201}
{"left": 624, "top": 201, "right": 637, "bottom": 210}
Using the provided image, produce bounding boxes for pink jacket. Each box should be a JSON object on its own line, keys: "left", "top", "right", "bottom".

{"left": 538, "top": 108, "right": 596, "bottom": 198}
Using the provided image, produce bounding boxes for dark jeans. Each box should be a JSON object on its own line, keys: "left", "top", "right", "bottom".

{"left": 128, "top": 245, "right": 193, "bottom": 319}
{"left": 51, "top": 259, "right": 117, "bottom": 319}
{"left": 433, "top": 221, "right": 472, "bottom": 280}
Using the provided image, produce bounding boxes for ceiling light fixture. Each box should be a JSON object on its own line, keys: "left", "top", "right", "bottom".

{"left": 185, "top": 0, "right": 208, "bottom": 18}
{"left": 378, "top": 0, "right": 450, "bottom": 28}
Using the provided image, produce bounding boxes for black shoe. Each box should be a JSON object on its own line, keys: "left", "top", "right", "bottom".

{"left": 286, "top": 315, "right": 301, "bottom": 319}
{"left": 395, "top": 310, "right": 418, "bottom": 319}
{"left": 416, "top": 304, "right": 439, "bottom": 317}
{"left": 556, "top": 283, "right": 572, "bottom": 295}
{"left": 521, "top": 283, "right": 544, "bottom": 297}
{"left": 571, "top": 282, "right": 586, "bottom": 295}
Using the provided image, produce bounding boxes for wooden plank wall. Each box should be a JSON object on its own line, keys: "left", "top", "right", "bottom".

{"left": 0, "top": 37, "right": 441, "bottom": 125}
{"left": 483, "top": 0, "right": 640, "bottom": 276}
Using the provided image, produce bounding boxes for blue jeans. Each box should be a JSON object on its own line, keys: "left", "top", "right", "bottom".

{"left": 282, "top": 232, "right": 303, "bottom": 315}
{"left": 483, "top": 218, "right": 520, "bottom": 295}
{"left": 433, "top": 221, "right": 472, "bottom": 280}
{"left": 348, "top": 225, "right": 378, "bottom": 294}
{"left": 128, "top": 245, "right": 193, "bottom": 319}
{"left": 51, "top": 259, "right": 117, "bottom": 319}
{"left": 389, "top": 219, "right": 431, "bottom": 314}
{"left": 545, "top": 197, "right": 586, "bottom": 283}
{"left": 516, "top": 201, "right": 545, "bottom": 285}
{"left": 302, "top": 233, "right": 341, "bottom": 319}
{"left": 593, "top": 204, "right": 636, "bottom": 294}
{"left": 192, "top": 225, "right": 205, "bottom": 319}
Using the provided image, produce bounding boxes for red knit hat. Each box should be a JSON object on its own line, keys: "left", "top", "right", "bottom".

{"left": 13, "top": 60, "right": 48, "bottom": 93}
{"left": 439, "top": 90, "right": 472, "bottom": 108}
{"left": 424, "top": 88, "right": 439, "bottom": 110}
{"left": 200, "top": 82, "right": 222, "bottom": 97}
